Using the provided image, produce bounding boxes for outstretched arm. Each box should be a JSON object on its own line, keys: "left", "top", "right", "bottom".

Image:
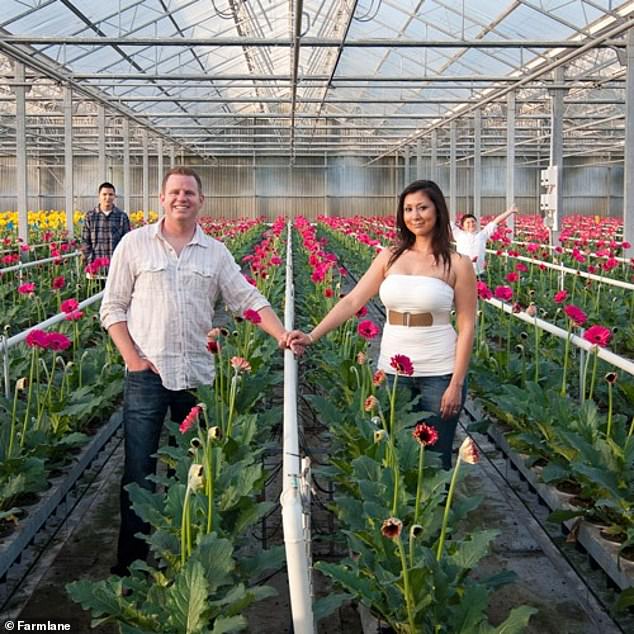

{"left": 492, "top": 204, "right": 518, "bottom": 226}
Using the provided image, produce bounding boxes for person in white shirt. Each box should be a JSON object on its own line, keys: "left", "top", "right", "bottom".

{"left": 101, "top": 167, "right": 293, "bottom": 576}
{"left": 451, "top": 206, "right": 518, "bottom": 275}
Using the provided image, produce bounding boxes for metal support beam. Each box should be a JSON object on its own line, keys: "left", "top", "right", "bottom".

{"left": 142, "top": 129, "right": 149, "bottom": 220}
{"left": 474, "top": 109, "right": 482, "bottom": 220}
{"left": 97, "top": 105, "right": 106, "bottom": 182}
{"left": 624, "top": 29, "right": 634, "bottom": 259}
{"left": 289, "top": 0, "right": 304, "bottom": 163}
{"left": 123, "top": 119, "right": 131, "bottom": 215}
{"left": 64, "top": 85, "right": 74, "bottom": 237}
{"left": 157, "top": 138, "right": 163, "bottom": 217}
{"left": 404, "top": 148, "right": 410, "bottom": 188}
{"left": 450, "top": 122, "right": 457, "bottom": 220}
{"left": 14, "top": 61, "right": 28, "bottom": 243}
{"left": 416, "top": 139, "right": 423, "bottom": 179}
{"left": 550, "top": 67, "right": 566, "bottom": 246}
{"left": 506, "top": 92, "right": 516, "bottom": 235}
{"left": 430, "top": 130, "right": 438, "bottom": 182}
{"left": 169, "top": 145, "right": 176, "bottom": 168}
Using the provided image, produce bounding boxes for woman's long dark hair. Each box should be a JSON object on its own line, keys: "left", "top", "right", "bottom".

{"left": 388, "top": 179, "right": 453, "bottom": 272}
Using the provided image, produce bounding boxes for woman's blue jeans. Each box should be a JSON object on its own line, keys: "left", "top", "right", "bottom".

{"left": 390, "top": 373, "right": 467, "bottom": 470}
{"left": 117, "top": 369, "right": 197, "bottom": 570}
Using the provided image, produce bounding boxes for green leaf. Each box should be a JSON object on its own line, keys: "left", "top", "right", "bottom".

{"left": 615, "top": 587, "right": 634, "bottom": 612}
{"left": 193, "top": 533, "right": 235, "bottom": 591}
{"left": 449, "top": 530, "right": 498, "bottom": 570}
{"left": 448, "top": 584, "right": 488, "bottom": 633}
{"left": 315, "top": 561, "right": 379, "bottom": 605}
{"left": 313, "top": 593, "right": 351, "bottom": 622}
{"left": 547, "top": 509, "right": 584, "bottom": 523}
{"left": 232, "top": 500, "right": 274, "bottom": 535}
{"left": 210, "top": 615, "right": 247, "bottom": 633}
{"left": 166, "top": 560, "right": 209, "bottom": 634}
{"left": 493, "top": 606, "right": 538, "bottom": 633}
{"left": 239, "top": 545, "right": 285, "bottom": 579}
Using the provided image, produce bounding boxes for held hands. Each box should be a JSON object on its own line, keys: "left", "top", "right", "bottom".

{"left": 279, "top": 329, "right": 313, "bottom": 357}
{"left": 439, "top": 383, "right": 463, "bottom": 419}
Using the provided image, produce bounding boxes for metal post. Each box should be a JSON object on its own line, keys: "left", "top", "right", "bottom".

{"left": 416, "top": 139, "right": 423, "bottom": 179}
{"left": 169, "top": 144, "right": 176, "bottom": 168}
{"left": 550, "top": 67, "right": 565, "bottom": 246}
{"left": 430, "top": 130, "right": 438, "bottom": 182}
{"left": 14, "top": 61, "right": 28, "bottom": 244}
{"left": 404, "top": 147, "right": 410, "bottom": 187}
{"left": 142, "top": 129, "right": 149, "bottom": 221}
{"left": 97, "top": 105, "right": 106, "bottom": 182}
{"left": 123, "top": 119, "right": 131, "bottom": 215}
{"left": 323, "top": 153, "right": 328, "bottom": 216}
{"left": 474, "top": 108, "right": 482, "bottom": 221}
{"left": 157, "top": 138, "right": 164, "bottom": 219}
{"left": 450, "top": 121, "right": 457, "bottom": 221}
{"left": 64, "top": 85, "right": 74, "bottom": 237}
{"left": 506, "top": 92, "right": 516, "bottom": 235}
{"left": 624, "top": 29, "right": 634, "bottom": 259}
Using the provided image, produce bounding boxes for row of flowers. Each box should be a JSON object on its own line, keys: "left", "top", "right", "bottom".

{"left": 321, "top": 220, "right": 634, "bottom": 604}
{"left": 292, "top": 218, "right": 536, "bottom": 632}
{"left": 67, "top": 223, "right": 289, "bottom": 631}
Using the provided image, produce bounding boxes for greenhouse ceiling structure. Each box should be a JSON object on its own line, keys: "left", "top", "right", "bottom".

{"left": 1, "top": 0, "right": 633, "bottom": 166}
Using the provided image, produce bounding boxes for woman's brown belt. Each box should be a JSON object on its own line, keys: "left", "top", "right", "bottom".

{"left": 387, "top": 310, "right": 450, "bottom": 327}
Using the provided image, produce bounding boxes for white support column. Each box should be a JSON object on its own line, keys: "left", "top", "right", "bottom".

{"left": 550, "top": 68, "right": 565, "bottom": 246}
{"left": 416, "top": 139, "right": 423, "bottom": 179}
{"left": 97, "top": 105, "right": 106, "bottom": 182}
{"left": 123, "top": 119, "right": 131, "bottom": 215}
{"left": 473, "top": 108, "right": 482, "bottom": 221}
{"left": 404, "top": 147, "right": 410, "bottom": 187}
{"left": 157, "top": 138, "right": 164, "bottom": 213}
{"left": 14, "top": 61, "right": 28, "bottom": 243}
{"left": 142, "top": 129, "right": 149, "bottom": 221}
{"left": 450, "top": 121, "right": 457, "bottom": 221}
{"left": 323, "top": 153, "right": 328, "bottom": 216}
{"left": 624, "top": 29, "right": 634, "bottom": 259}
{"left": 430, "top": 130, "right": 438, "bottom": 182}
{"left": 64, "top": 85, "right": 74, "bottom": 237}
{"left": 506, "top": 92, "right": 516, "bottom": 235}
{"left": 169, "top": 144, "right": 176, "bottom": 168}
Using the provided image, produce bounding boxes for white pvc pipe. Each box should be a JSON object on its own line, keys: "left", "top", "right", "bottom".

{"left": 6, "top": 291, "right": 104, "bottom": 349}
{"left": 485, "top": 249, "right": 634, "bottom": 291}
{"left": 486, "top": 297, "right": 634, "bottom": 376}
{"left": 280, "top": 221, "right": 315, "bottom": 634}
{"left": 1, "top": 250, "right": 80, "bottom": 275}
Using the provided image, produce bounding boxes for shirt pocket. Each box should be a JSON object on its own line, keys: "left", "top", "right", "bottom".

{"left": 180, "top": 262, "right": 217, "bottom": 299}
{"left": 136, "top": 260, "right": 169, "bottom": 294}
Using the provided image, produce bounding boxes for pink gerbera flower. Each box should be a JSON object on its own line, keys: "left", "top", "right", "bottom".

{"left": 357, "top": 319, "right": 380, "bottom": 340}
{"left": 553, "top": 290, "right": 568, "bottom": 304}
{"left": 390, "top": 354, "right": 414, "bottom": 376}
{"left": 61, "top": 298, "right": 79, "bottom": 314}
{"left": 563, "top": 304, "right": 587, "bottom": 327}
{"left": 179, "top": 405, "right": 203, "bottom": 434}
{"left": 230, "top": 356, "right": 252, "bottom": 373}
{"left": 494, "top": 286, "right": 513, "bottom": 302}
{"left": 243, "top": 309, "right": 262, "bottom": 324}
{"left": 412, "top": 422, "right": 439, "bottom": 447}
{"left": 582, "top": 325, "right": 612, "bottom": 348}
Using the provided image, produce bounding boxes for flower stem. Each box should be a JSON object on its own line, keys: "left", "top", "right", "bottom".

{"left": 437, "top": 458, "right": 462, "bottom": 561}
{"left": 606, "top": 382, "right": 613, "bottom": 439}
{"left": 395, "top": 537, "right": 416, "bottom": 634}
{"left": 587, "top": 349, "right": 599, "bottom": 402}
{"left": 414, "top": 445, "right": 425, "bottom": 525}
{"left": 560, "top": 328, "right": 572, "bottom": 397}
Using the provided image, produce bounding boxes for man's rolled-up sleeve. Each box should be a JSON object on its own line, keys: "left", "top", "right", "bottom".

{"left": 216, "top": 244, "right": 270, "bottom": 316}
{"left": 100, "top": 235, "right": 135, "bottom": 330}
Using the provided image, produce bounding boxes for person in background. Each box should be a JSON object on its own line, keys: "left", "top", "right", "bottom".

{"left": 451, "top": 205, "right": 518, "bottom": 276}
{"left": 285, "top": 179, "right": 476, "bottom": 470}
{"left": 100, "top": 167, "right": 293, "bottom": 575}
{"left": 80, "top": 182, "right": 131, "bottom": 268}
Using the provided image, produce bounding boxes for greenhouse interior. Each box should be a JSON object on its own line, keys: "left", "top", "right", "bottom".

{"left": 0, "top": 1, "right": 633, "bottom": 633}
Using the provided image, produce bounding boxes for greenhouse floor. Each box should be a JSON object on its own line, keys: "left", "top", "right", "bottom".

{"left": 3, "top": 422, "right": 626, "bottom": 633}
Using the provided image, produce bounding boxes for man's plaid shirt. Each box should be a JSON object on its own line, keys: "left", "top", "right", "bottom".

{"left": 80, "top": 206, "right": 131, "bottom": 264}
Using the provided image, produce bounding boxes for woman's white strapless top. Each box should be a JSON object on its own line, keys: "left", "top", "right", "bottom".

{"left": 377, "top": 274, "right": 456, "bottom": 376}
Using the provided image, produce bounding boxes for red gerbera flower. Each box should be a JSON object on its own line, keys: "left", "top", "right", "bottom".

{"left": 412, "top": 422, "right": 439, "bottom": 447}
{"left": 390, "top": 354, "right": 414, "bottom": 376}
{"left": 553, "top": 290, "right": 568, "bottom": 304}
{"left": 61, "top": 298, "right": 79, "bottom": 314}
{"left": 494, "top": 285, "right": 513, "bottom": 302}
{"left": 179, "top": 405, "right": 202, "bottom": 434}
{"left": 380, "top": 517, "right": 403, "bottom": 540}
{"left": 243, "top": 308, "right": 262, "bottom": 324}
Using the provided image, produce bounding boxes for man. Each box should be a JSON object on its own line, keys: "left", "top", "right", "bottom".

{"left": 80, "top": 182, "right": 131, "bottom": 266}
{"left": 100, "top": 167, "right": 291, "bottom": 575}
{"left": 451, "top": 205, "right": 518, "bottom": 275}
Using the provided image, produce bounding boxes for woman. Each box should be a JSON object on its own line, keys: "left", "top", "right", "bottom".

{"left": 286, "top": 180, "right": 476, "bottom": 469}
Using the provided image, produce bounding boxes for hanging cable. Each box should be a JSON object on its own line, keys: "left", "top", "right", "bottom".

{"left": 210, "top": 0, "right": 236, "bottom": 20}
{"left": 354, "top": 0, "right": 382, "bottom": 22}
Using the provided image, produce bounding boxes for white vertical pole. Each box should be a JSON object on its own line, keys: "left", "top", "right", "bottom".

{"left": 64, "top": 85, "right": 74, "bottom": 237}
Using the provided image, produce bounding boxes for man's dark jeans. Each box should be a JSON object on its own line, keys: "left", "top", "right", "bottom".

{"left": 117, "top": 369, "right": 196, "bottom": 572}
